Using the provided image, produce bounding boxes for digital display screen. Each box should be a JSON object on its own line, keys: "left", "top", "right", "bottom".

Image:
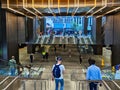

{"left": 45, "top": 16, "right": 90, "bottom": 35}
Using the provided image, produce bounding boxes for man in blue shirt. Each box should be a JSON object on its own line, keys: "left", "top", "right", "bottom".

{"left": 86, "top": 59, "right": 102, "bottom": 90}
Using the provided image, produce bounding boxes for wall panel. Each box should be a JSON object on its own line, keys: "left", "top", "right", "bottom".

{"left": 105, "top": 14, "right": 120, "bottom": 66}
{"left": 6, "top": 12, "right": 19, "bottom": 63}
{"left": 113, "top": 14, "right": 120, "bottom": 45}
{"left": 103, "top": 16, "right": 113, "bottom": 45}
{"left": 18, "top": 17, "right": 25, "bottom": 43}
{"left": 26, "top": 18, "right": 33, "bottom": 42}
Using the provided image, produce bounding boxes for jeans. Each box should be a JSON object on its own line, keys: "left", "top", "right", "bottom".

{"left": 89, "top": 82, "right": 98, "bottom": 90}
{"left": 10, "top": 68, "right": 16, "bottom": 76}
{"left": 55, "top": 79, "right": 64, "bottom": 90}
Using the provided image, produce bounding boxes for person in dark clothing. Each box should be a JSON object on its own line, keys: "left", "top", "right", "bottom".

{"left": 59, "top": 44, "right": 62, "bottom": 48}
{"left": 63, "top": 44, "right": 66, "bottom": 51}
{"left": 45, "top": 52, "right": 49, "bottom": 62}
{"left": 79, "top": 55, "right": 82, "bottom": 64}
{"left": 30, "top": 53, "right": 34, "bottom": 63}
{"left": 42, "top": 51, "right": 46, "bottom": 61}
{"left": 54, "top": 45, "right": 57, "bottom": 55}
{"left": 88, "top": 57, "right": 92, "bottom": 66}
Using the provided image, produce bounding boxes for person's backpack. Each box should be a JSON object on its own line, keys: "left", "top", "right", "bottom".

{"left": 53, "top": 64, "right": 61, "bottom": 78}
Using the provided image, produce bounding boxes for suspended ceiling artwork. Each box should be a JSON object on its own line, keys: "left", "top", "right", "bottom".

{"left": 1, "top": 0, "right": 120, "bottom": 18}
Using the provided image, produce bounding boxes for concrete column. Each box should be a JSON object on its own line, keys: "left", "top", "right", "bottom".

{"left": 111, "top": 45, "right": 120, "bottom": 66}
{"left": 0, "top": 10, "right": 19, "bottom": 63}
{"left": 26, "top": 17, "right": 34, "bottom": 42}
{"left": 96, "top": 17, "right": 102, "bottom": 44}
{"left": 92, "top": 17, "right": 102, "bottom": 44}
{"left": 83, "top": 17, "right": 88, "bottom": 35}
{"left": 40, "top": 17, "right": 45, "bottom": 34}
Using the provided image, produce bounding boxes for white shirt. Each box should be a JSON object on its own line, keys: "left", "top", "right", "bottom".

{"left": 52, "top": 64, "right": 65, "bottom": 79}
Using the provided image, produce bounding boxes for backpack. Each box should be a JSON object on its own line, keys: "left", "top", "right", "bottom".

{"left": 53, "top": 64, "right": 61, "bottom": 78}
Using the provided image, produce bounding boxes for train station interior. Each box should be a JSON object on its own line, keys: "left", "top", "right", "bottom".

{"left": 0, "top": 0, "right": 120, "bottom": 90}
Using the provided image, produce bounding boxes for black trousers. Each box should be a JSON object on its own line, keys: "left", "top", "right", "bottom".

{"left": 89, "top": 82, "right": 98, "bottom": 90}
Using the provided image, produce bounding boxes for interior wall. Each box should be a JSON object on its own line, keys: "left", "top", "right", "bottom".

{"left": 6, "top": 12, "right": 19, "bottom": 63}
{"left": 104, "top": 14, "right": 120, "bottom": 66}
{"left": 113, "top": 14, "right": 120, "bottom": 45}
{"left": 26, "top": 18, "right": 33, "bottom": 42}
{"left": 83, "top": 17, "right": 88, "bottom": 35}
{"left": 18, "top": 17, "right": 26, "bottom": 43}
{"left": 0, "top": 9, "right": 7, "bottom": 59}
{"left": 92, "top": 17, "right": 96, "bottom": 43}
{"left": 0, "top": 9, "right": 26, "bottom": 63}
{"left": 40, "top": 18, "right": 45, "bottom": 33}
{"left": 96, "top": 18, "right": 102, "bottom": 44}
{"left": 111, "top": 14, "right": 120, "bottom": 66}
{"left": 103, "top": 16, "right": 113, "bottom": 45}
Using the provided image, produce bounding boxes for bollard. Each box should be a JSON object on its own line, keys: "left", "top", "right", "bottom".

{"left": 101, "top": 58, "right": 105, "bottom": 67}
{"left": 112, "top": 66, "right": 115, "bottom": 72}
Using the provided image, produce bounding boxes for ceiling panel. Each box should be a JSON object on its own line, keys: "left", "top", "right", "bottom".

{"left": 1, "top": 0, "right": 120, "bottom": 17}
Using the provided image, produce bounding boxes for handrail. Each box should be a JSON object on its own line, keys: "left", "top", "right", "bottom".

{"left": 76, "top": 80, "right": 112, "bottom": 90}
{"left": 74, "top": 80, "right": 113, "bottom": 90}
{"left": 102, "top": 80, "right": 112, "bottom": 90}
{"left": 2, "top": 76, "right": 19, "bottom": 90}
{"left": 112, "top": 80, "right": 120, "bottom": 89}
{"left": 34, "top": 80, "right": 36, "bottom": 90}
{"left": 21, "top": 79, "right": 48, "bottom": 90}
{"left": 0, "top": 76, "right": 9, "bottom": 85}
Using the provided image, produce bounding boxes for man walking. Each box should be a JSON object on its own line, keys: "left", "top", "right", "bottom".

{"left": 52, "top": 56, "right": 65, "bottom": 90}
{"left": 86, "top": 59, "right": 102, "bottom": 90}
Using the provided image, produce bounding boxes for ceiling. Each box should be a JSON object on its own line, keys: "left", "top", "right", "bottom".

{"left": 1, "top": 0, "right": 120, "bottom": 18}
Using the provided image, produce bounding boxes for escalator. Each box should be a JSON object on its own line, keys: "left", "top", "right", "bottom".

{"left": 54, "top": 37, "right": 60, "bottom": 44}
{"left": 43, "top": 37, "right": 48, "bottom": 44}
{"left": 68, "top": 37, "right": 74, "bottom": 44}
{"left": 81, "top": 37, "right": 85, "bottom": 44}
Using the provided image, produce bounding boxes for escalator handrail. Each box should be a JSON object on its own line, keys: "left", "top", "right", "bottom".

{"left": 102, "top": 80, "right": 112, "bottom": 90}
{"left": 2, "top": 76, "right": 19, "bottom": 90}
{"left": 112, "top": 80, "right": 120, "bottom": 89}
{"left": 0, "top": 76, "right": 10, "bottom": 85}
{"left": 75, "top": 80, "right": 112, "bottom": 90}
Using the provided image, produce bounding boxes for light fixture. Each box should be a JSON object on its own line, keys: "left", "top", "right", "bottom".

{"left": 72, "top": 0, "right": 79, "bottom": 16}
{"left": 72, "top": 7, "right": 79, "bottom": 16}
{"left": 67, "top": 0, "right": 69, "bottom": 14}
{"left": 32, "top": 0, "right": 43, "bottom": 16}
{"left": 96, "top": 7, "right": 120, "bottom": 18}
{"left": 85, "top": 0, "right": 97, "bottom": 15}
{"left": 48, "top": 0, "right": 56, "bottom": 16}
{"left": 23, "top": 0, "right": 38, "bottom": 17}
{"left": 58, "top": 0, "right": 61, "bottom": 14}
{"left": 91, "top": 0, "right": 107, "bottom": 16}
{"left": 7, "top": 0, "right": 33, "bottom": 19}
